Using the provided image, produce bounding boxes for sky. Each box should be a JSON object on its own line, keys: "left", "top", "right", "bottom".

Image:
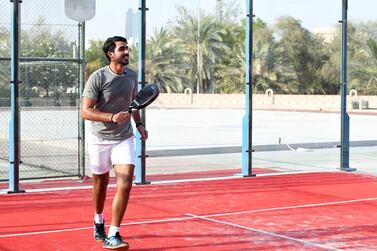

{"left": 84, "top": 0, "right": 377, "bottom": 43}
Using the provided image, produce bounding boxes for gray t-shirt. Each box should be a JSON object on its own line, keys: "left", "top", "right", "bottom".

{"left": 82, "top": 66, "right": 137, "bottom": 140}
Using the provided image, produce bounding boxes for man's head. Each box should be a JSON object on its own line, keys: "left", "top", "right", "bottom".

{"left": 103, "top": 36, "right": 129, "bottom": 65}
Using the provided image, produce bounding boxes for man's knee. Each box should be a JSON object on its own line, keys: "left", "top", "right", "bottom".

{"left": 93, "top": 173, "right": 109, "bottom": 192}
{"left": 116, "top": 174, "right": 133, "bottom": 193}
{"left": 114, "top": 164, "right": 134, "bottom": 192}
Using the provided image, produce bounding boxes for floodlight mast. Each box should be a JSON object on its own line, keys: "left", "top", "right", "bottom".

{"left": 64, "top": 0, "right": 96, "bottom": 178}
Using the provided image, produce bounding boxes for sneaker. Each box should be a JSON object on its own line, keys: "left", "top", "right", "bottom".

{"left": 103, "top": 232, "right": 129, "bottom": 250}
{"left": 94, "top": 221, "right": 107, "bottom": 242}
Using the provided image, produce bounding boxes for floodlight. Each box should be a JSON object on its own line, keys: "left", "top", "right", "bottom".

{"left": 64, "top": 0, "right": 95, "bottom": 22}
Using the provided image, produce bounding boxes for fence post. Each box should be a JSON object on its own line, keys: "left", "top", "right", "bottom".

{"left": 78, "top": 22, "right": 86, "bottom": 178}
{"left": 241, "top": 0, "right": 255, "bottom": 177}
{"left": 7, "top": 0, "right": 24, "bottom": 193}
{"left": 135, "top": 0, "right": 150, "bottom": 185}
{"left": 340, "top": 0, "right": 356, "bottom": 172}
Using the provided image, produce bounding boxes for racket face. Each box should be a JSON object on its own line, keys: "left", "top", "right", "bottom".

{"left": 129, "top": 84, "right": 159, "bottom": 111}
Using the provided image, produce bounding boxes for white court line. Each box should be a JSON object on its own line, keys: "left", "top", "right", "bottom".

{"left": 186, "top": 213, "right": 343, "bottom": 251}
{"left": 1, "top": 197, "right": 376, "bottom": 239}
{"left": 0, "top": 216, "right": 193, "bottom": 238}
{"left": 193, "top": 197, "right": 377, "bottom": 218}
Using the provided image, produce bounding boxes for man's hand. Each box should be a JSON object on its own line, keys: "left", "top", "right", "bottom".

{"left": 112, "top": 111, "right": 131, "bottom": 124}
{"left": 137, "top": 125, "right": 148, "bottom": 140}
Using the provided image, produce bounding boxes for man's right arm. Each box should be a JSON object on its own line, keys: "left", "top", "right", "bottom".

{"left": 81, "top": 97, "right": 131, "bottom": 123}
{"left": 81, "top": 97, "right": 113, "bottom": 122}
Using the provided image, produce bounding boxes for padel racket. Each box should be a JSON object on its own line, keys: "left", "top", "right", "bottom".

{"left": 128, "top": 84, "right": 160, "bottom": 113}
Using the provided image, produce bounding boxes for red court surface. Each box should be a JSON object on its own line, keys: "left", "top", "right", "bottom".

{"left": 1, "top": 171, "right": 377, "bottom": 250}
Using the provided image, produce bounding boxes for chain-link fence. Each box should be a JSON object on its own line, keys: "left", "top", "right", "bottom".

{"left": 0, "top": 0, "right": 82, "bottom": 181}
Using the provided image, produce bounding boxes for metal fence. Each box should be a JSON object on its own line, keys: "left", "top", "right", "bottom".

{"left": 0, "top": 0, "right": 83, "bottom": 181}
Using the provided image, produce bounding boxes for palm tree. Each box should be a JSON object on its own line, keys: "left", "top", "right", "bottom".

{"left": 172, "top": 7, "right": 228, "bottom": 93}
{"left": 214, "top": 45, "right": 244, "bottom": 93}
{"left": 85, "top": 39, "right": 108, "bottom": 80}
{"left": 364, "top": 38, "right": 377, "bottom": 94}
{"left": 145, "top": 27, "right": 188, "bottom": 93}
{"left": 213, "top": 19, "right": 244, "bottom": 94}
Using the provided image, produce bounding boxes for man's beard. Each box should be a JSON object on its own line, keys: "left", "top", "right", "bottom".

{"left": 117, "top": 56, "right": 129, "bottom": 66}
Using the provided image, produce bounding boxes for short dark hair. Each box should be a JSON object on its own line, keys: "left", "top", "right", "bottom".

{"left": 103, "top": 36, "right": 128, "bottom": 62}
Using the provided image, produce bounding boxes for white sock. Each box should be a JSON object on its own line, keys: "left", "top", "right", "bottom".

{"left": 94, "top": 213, "right": 104, "bottom": 224}
{"left": 108, "top": 226, "right": 120, "bottom": 237}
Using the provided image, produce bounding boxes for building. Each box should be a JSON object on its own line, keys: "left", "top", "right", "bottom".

{"left": 313, "top": 26, "right": 337, "bottom": 43}
{"left": 125, "top": 8, "right": 138, "bottom": 41}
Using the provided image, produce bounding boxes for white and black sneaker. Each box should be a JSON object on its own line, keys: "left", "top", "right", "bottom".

{"left": 103, "top": 232, "right": 129, "bottom": 250}
{"left": 94, "top": 221, "right": 107, "bottom": 242}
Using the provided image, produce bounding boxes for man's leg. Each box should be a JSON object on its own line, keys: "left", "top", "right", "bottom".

{"left": 92, "top": 172, "right": 109, "bottom": 242}
{"left": 93, "top": 172, "right": 110, "bottom": 215}
{"left": 103, "top": 164, "right": 134, "bottom": 249}
{"left": 111, "top": 164, "right": 134, "bottom": 228}
{"left": 103, "top": 136, "right": 135, "bottom": 249}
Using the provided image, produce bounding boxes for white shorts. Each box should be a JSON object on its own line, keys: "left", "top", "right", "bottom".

{"left": 87, "top": 131, "right": 136, "bottom": 175}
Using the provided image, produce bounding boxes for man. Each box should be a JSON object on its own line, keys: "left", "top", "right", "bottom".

{"left": 82, "top": 36, "right": 147, "bottom": 250}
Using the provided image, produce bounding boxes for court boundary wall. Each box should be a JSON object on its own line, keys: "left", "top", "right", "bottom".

{"left": 154, "top": 93, "right": 377, "bottom": 111}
